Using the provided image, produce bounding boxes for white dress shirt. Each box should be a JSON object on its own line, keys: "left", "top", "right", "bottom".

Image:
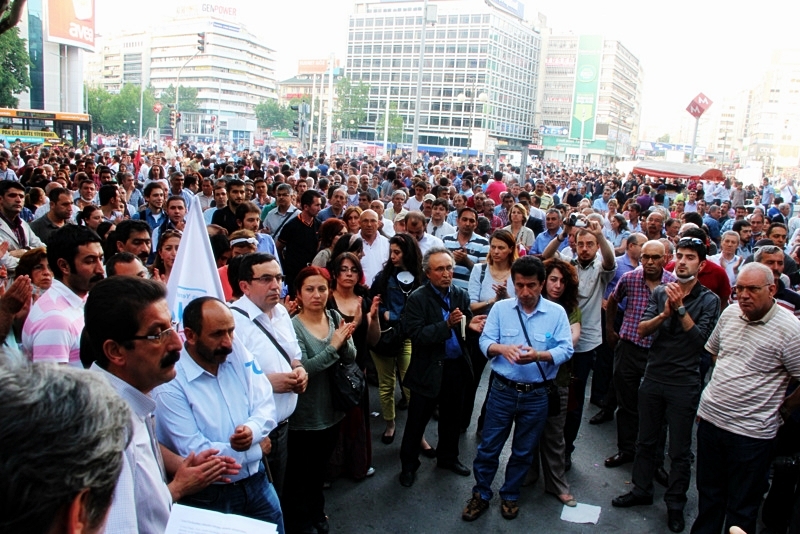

{"left": 359, "top": 232, "right": 390, "bottom": 287}
{"left": 230, "top": 296, "right": 301, "bottom": 423}
{"left": 93, "top": 364, "right": 171, "bottom": 534}
{"left": 153, "top": 340, "right": 277, "bottom": 482}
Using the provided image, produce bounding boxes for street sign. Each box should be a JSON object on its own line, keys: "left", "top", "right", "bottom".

{"left": 686, "top": 93, "right": 712, "bottom": 119}
{"left": 153, "top": 103, "right": 163, "bottom": 113}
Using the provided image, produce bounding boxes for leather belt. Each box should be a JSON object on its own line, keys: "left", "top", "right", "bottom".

{"left": 493, "top": 373, "right": 546, "bottom": 393}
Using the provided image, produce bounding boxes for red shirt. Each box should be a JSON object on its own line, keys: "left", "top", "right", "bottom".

{"left": 485, "top": 180, "right": 508, "bottom": 204}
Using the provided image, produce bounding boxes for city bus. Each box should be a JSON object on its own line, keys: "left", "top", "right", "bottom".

{"left": 0, "top": 108, "right": 92, "bottom": 147}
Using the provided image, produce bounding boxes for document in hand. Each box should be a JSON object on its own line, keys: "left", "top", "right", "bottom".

{"left": 165, "top": 504, "right": 278, "bottom": 534}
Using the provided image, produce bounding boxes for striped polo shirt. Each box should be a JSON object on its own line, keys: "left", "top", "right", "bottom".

{"left": 22, "top": 279, "right": 86, "bottom": 367}
{"left": 699, "top": 301, "right": 800, "bottom": 439}
{"left": 442, "top": 232, "right": 490, "bottom": 290}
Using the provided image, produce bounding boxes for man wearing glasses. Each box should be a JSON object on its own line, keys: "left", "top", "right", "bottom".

{"left": 692, "top": 263, "right": 800, "bottom": 534}
{"left": 613, "top": 236, "right": 720, "bottom": 533}
{"left": 85, "top": 277, "right": 239, "bottom": 533}
{"left": 230, "top": 253, "right": 307, "bottom": 497}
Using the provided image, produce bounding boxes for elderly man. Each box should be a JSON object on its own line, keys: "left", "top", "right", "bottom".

{"left": 708, "top": 231, "right": 742, "bottom": 286}
{"left": 231, "top": 253, "right": 307, "bottom": 496}
{"left": 691, "top": 263, "right": 800, "bottom": 534}
{"left": 0, "top": 361, "right": 130, "bottom": 534}
{"left": 399, "top": 247, "right": 486, "bottom": 488}
{"left": 359, "top": 208, "right": 391, "bottom": 287}
{"left": 406, "top": 210, "right": 444, "bottom": 256}
{"left": 85, "top": 277, "right": 238, "bottom": 533}
{"left": 463, "top": 256, "right": 573, "bottom": 522}
{"left": 154, "top": 297, "right": 283, "bottom": 531}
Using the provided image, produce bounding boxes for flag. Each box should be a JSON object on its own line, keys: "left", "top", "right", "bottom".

{"left": 166, "top": 195, "right": 224, "bottom": 332}
{"left": 133, "top": 147, "right": 141, "bottom": 177}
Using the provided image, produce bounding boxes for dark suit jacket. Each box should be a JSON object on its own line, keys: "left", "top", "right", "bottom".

{"left": 402, "top": 282, "right": 473, "bottom": 398}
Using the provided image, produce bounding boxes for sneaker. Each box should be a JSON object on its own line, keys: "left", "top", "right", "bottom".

{"left": 366, "top": 466, "right": 375, "bottom": 477}
{"left": 501, "top": 499, "right": 519, "bottom": 520}
{"left": 461, "top": 492, "right": 490, "bottom": 522}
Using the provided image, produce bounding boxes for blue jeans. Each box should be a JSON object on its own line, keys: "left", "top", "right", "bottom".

{"left": 180, "top": 468, "right": 284, "bottom": 534}
{"left": 690, "top": 419, "right": 774, "bottom": 534}
{"left": 472, "top": 375, "right": 549, "bottom": 501}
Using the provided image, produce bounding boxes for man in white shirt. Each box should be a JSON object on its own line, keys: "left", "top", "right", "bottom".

{"left": 427, "top": 199, "right": 456, "bottom": 238}
{"left": 85, "top": 277, "right": 238, "bottom": 534}
{"left": 406, "top": 210, "right": 444, "bottom": 256}
{"left": 230, "top": 253, "right": 307, "bottom": 497}
{"left": 154, "top": 297, "right": 283, "bottom": 531}
{"left": 358, "top": 209, "right": 390, "bottom": 287}
{"left": 707, "top": 230, "right": 742, "bottom": 286}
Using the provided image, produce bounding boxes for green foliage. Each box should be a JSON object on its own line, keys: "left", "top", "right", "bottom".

{"left": 334, "top": 77, "right": 369, "bottom": 135}
{"left": 657, "top": 133, "right": 670, "bottom": 143}
{"left": 86, "top": 84, "right": 198, "bottom": 134}
{"left": 0, "top": 26, "right": 31, "bottom": 107}
{"left": 255, "top": 99, "right": 294, "bottom": 130}
{"left": 375, "top": 102, "right": 404, "bottom": 143}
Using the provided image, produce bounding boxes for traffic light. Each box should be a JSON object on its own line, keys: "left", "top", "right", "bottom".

{"left": 169, "top": 110, "right": 177, "bottom": 129}
{"left": 176, "top": 113, "right": 182, "bottom": 123}
{"left": 210, "top": 115, "right": 216, "bottom": 132}
{"left": 293, "top": 119, "right": 301, "bottom": 138}
{"left": 197, "top": 32, "right": 206, "bottom": 53}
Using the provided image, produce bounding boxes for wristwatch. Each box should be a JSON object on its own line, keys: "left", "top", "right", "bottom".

{"left": 676, "top": 306, "right": 686, "bottom": 317}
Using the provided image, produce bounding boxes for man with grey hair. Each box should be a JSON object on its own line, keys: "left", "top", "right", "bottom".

{"left": 708, "top": 231, "right": 741, "bottom": 286}
{"left": 399, "top": 247, "right": 486, "bottom": 487}
{"left": 0, "top": 361, "right": 131, "bottom": 533}
{"left": 317, "top": 186, "right": 347, "bottom": 223}
{"left": 692, "top": 262, "right": 800, "bottom": 534}
{"left": 703, "top": 205, "right": 722, "bottom": 246}
{"left": 386, "top": 190, "right": 409, "bottom": 222}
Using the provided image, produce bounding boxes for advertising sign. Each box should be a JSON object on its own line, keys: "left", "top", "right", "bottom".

{"left": 486, "top": 0, "right": 525, "bottom": 20}
{"left": 569, "top": 35, "right": 603, "bottom": 142}
{"left": 46, "top": 0, "right": 95, "bottom": 51}
{"left": 686, "top": 93, "right": 713, "bottom": 119}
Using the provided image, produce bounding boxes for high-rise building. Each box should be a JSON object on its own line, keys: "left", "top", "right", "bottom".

{"left": 345, "top": 0, "right": 540, "bottom": 156}
{"left": 538, "top": 32, "right": 643, "bottom": 165}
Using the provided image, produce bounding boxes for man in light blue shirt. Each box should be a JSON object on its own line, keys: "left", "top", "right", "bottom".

{"left": 463, "top": 256, "right": 573, "bottom": 522}
{"left": 154, "top": 296, "right": 284, "bottom": 532}
{"left": 530, "top": 209, "right": 568, "bottom": 255}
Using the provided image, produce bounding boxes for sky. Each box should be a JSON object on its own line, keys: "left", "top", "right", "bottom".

{"left": 96, "top": 0, "right": 800, "bottom": 140}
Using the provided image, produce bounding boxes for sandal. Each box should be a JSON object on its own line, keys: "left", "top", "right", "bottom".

{"left": 557, "top": 493, "right": 577, "bottom": 507}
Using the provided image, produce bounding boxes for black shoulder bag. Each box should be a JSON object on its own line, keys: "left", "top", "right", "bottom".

{"left": 326, "top": 309, "right": 366, "bottom": 412}
{"left": 230, "top": 307, "right": 293, "bottom": 366}
{"left": 515, "top": 307, "right": 561, "bottom": 417}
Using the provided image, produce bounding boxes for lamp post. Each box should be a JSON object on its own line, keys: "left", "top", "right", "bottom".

{"left": 457, "top": 85, "right": 488, "bottom": 160}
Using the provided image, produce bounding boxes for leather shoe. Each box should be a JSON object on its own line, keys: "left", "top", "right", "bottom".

{"left": 589, "top": 408, "right": 614, "bottom": 425}
{"left": 668, "top": 509, "right": 685, "bottom": 532}
{"left": 420, "top": 446, "right": 437, "bottom": 459}
{"left": 655, "top": 466, "right": 669, "bottom": 487}
{"left": 438, "top": 459, "right": 471, "bottom": 476}
{"left": 605, "top": 451, "right": 635, "bottom": 468}
{"left": 399, "top": 470, "right": 416, "bottom": 487}
{"left": 381, "top": 432, "right": 395, "bottom": 445}
{"left": 612, "top": 491, "right": 653, "bottom": 508}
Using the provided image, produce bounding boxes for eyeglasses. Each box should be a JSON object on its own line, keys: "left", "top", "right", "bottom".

{"left": 251, "top": 274, "right": 283, "bottom": 284}
{"left": 677, "top": 237, "right": 704, "bottom": 247}
{"left": 127, "top": 321, "right": 178, "bottom": 344}
{"left": 734, "top": 284, "right": 770, "bottom": 294}
{"left": 641, "top": 254, "right": 664, "bottom": 262}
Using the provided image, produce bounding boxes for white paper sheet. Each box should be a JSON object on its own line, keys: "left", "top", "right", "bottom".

{"left": 560, "top": 502, "right": 602, "bottom": 524}
{"left": 164, "top": 503, "right": 278, "bottom": 534}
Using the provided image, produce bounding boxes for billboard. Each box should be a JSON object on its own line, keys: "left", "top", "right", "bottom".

{"left": 486, "top": 0, "right": 525, "bottom": 20}
{"left": 46, "top": 0, "right": 95, "bottom": 52}
{"left": 568, "top": 35, "right": 603, "bottom": 142}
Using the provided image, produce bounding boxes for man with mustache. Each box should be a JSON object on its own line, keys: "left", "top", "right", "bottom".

{"left": 84, "top": 277, "right": 238, "bottom": 533}
{"left": 22, "top": 225, "right": 104, "bottom": 366}
{"left": 154, "top": 297, "right": 284, "bottom": 531}
{"left": 114, "top": 219, "right": 153, "bottom": 266}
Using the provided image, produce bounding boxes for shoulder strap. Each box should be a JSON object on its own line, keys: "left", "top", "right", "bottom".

{"left": 514, "top": 306, "right": 548, "bottom": 382}
{"left": 230, "top": 307, "right": 293, "bottom": 366}
{"left": 479, "top": 262, "right": 488, "bottom": 285}
{"left": 272, "top": 210, "right": 294, "bottom": 238}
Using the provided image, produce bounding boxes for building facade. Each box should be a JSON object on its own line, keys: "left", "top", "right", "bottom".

{"left": 345, "top": 0, "right": 540, "bottom": 155}
{"left": 538, "top": 32, "right": 643, "bottom": 165}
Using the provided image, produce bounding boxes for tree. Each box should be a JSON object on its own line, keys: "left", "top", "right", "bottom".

{"left": 334, "top": 77, "right": 369, "bottom": 136}
{"left": 86, "top": 84, "right": 176, "bottom": 134}
{"left": 158, "top": 85, "right": 199, "bottom": 112}
{"left": 0, "top": 25, "right": 30, "bottom": 107}
{"left": 0, "top": 0, "right": 27, "bottom": 36}
{"left": 255, "top": 99, "right": 294, "bottom": 130}
{"left": 375, "top": 102, "right": 404, "bottom": 144}
{"left": 657, "top": 133, "right": 670, "bottom": 143}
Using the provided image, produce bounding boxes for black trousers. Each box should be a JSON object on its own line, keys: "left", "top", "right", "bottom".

{"left": 564, "top": 349, "right": 595, "bottom": 456}
{"left": 613, "top": 341, "right": 648, "bottom": 456}
{"left": 632, "top": 378, "right": 700, "bottom": 511}
{"left": 400, "top": 358, "right": 467, "bottom": 473}
{"left": 266, "top": 420, "right": 289, "bottom": 498}
{"left": 460, "top": 340, "right": 489, "bottom": 430}
{"left": 591, "top": 309, "right": 615, "bottom": 408}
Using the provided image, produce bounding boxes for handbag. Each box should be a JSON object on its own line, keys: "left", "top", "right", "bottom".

{"left": 327, "top": 310, "right": 366, "bottom": 411}
{"left": 515, "top": 308, "right": 561, "bottom": 417}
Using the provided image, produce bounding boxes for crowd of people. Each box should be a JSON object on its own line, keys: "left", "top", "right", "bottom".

{"left": 1, "top": 138, "right": 799, "bottom": 534}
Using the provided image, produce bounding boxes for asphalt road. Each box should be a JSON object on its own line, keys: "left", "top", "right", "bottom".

{"left": 323, "top": 373, "right": 699, "bottom": 533}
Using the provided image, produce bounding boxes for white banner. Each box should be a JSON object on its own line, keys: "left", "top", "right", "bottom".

{"left": 166, "top": 195, "right": 224, "bottom": 331}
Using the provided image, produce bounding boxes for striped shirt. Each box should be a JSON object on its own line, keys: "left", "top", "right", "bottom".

{"left": 442, "top": 232, "right": 490, "bottom": 290}
{"left": 21, "top": 279, "right": 85, "bottom": 366}
{"left": 699, "top": 301, "right": 800, "bottom": 439}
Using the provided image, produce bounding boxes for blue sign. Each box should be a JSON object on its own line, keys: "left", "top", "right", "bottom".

{"left": 540, "top": 126, "right": 569, "bottom": 137}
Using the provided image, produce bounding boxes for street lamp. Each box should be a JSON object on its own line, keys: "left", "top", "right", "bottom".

{"left": 457, "top": 88, "right": 488, "bottom": 160}
{"left": 349, "top": 119, "right": 355, "bottom": 140}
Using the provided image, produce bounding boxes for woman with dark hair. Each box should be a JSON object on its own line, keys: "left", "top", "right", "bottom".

{"left": 286, "top": 266, "right": 357, "bottom": 534}
{"left": 326, "top": 252, "right": 380, "bottom": 480}
{"left": 368, "top": 233, "right": 431, "bottom": 449}
{"left": 95, "top": 221, "right": 116, "bottom": 242}
{"left": 15, "top": 247, "right": 52, "bottom": 297}
{"left": 328, "top": 233, "right": 364, "bottom": 268}
{"left": 151, "top": 229, "right": 181, "bottom": 283}
{"left": 312, "top": 218, "right": 347, "bottom": 267}
{"left": 76, "top": 205, "right": 103, "bottom": 232}
{"left": 605, "top": 213, "right": 630, "bottom": 256}
{"left": 526, "top": 257, "right": 581, "bottom": 507}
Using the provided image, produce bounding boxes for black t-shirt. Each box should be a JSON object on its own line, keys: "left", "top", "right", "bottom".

{"left": 279, "top": 215, "right": 320, "bottom": 294}
{"left": 210, "top": 206, "right": 239, "bottom": 234}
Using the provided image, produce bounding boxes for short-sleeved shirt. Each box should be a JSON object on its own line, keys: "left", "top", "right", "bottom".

{"left": 699, "top": 302, "right": 800, "bottom": 439}
{"left": 21, "top": 279, "right": 85, "bottom": 366}
{"left": 442, "top": 232, "right": 490, "bottom": 290}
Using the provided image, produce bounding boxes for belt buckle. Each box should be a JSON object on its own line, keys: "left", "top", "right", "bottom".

{"left": 515, "top": 382, "right": 529, "bottom": 393}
